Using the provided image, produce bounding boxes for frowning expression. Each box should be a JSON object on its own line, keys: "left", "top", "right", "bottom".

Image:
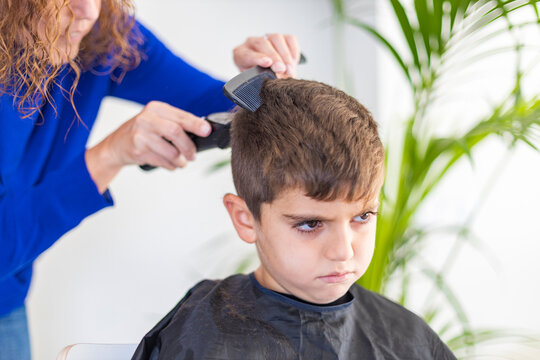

{"left": 253, "top": 188, "right": 379, "bottom": 304}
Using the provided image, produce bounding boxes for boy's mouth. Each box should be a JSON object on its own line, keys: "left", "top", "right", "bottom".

{"left": 318, "top": 271, "right": 354, "bottom": 284}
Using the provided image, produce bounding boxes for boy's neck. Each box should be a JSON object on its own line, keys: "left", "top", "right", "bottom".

{"left": 276, "top": 290, "right": 353, "bottom": 307}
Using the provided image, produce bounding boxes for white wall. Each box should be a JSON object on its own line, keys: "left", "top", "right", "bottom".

{"left": 27, "top": 1, "right": 378, "bottom": 359}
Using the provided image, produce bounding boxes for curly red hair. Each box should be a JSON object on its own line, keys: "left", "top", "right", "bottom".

{"left": 0, "top": 0, "right": 144, "bottom": 121}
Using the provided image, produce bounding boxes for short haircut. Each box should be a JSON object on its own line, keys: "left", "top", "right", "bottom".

{"left": 230, "top": 78, "right": 385, "bottom": 220}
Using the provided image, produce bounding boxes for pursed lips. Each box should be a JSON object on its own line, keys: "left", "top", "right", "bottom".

{"left": 317, "top": 271, "right": 354, "bottom": 283}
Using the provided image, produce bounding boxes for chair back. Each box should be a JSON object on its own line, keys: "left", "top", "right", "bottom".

{"left": 57, "top": 343, "right": 138, "bottom": 360}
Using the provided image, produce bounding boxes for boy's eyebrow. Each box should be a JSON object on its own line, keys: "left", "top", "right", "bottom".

{"left": 282, "top": 214, "right": 333, "bottom": 222}
{"left": 282, "top": 203, "right": 380, "bottom": 222}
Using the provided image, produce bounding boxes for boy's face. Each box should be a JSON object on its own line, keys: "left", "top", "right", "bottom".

{"left": 253, "top": 188, "right": 379, "bottom": 304}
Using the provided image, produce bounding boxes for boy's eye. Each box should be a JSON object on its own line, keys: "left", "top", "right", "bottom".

{"left": 353, "top": 212, "right": 377, "bottom": 223}
{"left": 296, "top": 220, "right": 322, "bottom": 232}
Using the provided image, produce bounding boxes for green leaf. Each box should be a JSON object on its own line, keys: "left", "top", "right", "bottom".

{"left": 531, "top": 0, "right": 540, "bottom": 20}
{"left": 330, "top": 0, "right": 345, "bottom": 19}
{"left": 448, "top": 0, "right": 473, "bottom": 31}
{"left": 344, "top": 16, "right": 414, "bottom": 88}
{"left": 325, "top": 1, "right": 540, "bottom": 355}
{"left": 206, "top": 158, "right": 231, "bottom": 174}
{"left": 389, "top": 0, "right": 423, "bottom": 78}
{"left": 421, "top": 267, "right": 473, "bottom": 343}
{"left": 414, "top": 0, "right": 433, "bottom": 60}
{"left": 447, "top": 328, "right": 540, "bottom": 351}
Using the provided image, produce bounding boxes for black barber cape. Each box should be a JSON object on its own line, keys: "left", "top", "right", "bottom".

{"left": 132, "top": 273, "right": 456, "bottom": 360}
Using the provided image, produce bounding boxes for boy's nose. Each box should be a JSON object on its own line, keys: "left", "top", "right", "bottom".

{"left": 70, "top": 0, "right": 101, "bottom": 20}
{"left": 324, "top": 227, "right": 355, "bottom": 262}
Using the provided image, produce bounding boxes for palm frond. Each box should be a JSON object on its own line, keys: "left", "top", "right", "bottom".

{"left": 329, "top": 0, "right": 540, "bottom": 355}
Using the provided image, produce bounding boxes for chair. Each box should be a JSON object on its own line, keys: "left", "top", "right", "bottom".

{"left": 56, "top": 343, "right": 138, "bottom": 360}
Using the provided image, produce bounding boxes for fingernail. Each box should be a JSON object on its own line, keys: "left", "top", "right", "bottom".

{"left": 260, "top": 57, "right": 272, "bottom": 66}
{"left": 178, "top": 154, "right": 188, "bottom": 167}
{"left": 200, "top": 121, "right": 211, "bottom": 136}
{"left": 286, "top": 64, "right": 296, "bottom": 77}
{"left": 271, "top": 61, "right": 286, "bottom": 73}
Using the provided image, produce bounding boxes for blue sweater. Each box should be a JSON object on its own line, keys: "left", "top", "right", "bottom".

{"left": 0, "top": 22, "right": 233, "bottom": 316}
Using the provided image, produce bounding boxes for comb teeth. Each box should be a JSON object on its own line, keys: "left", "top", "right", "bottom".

{"left": 223, "top": 53, "right": 306, "bottom": 112}
{"left": 233, "top": 71, "right": 275, "bottom": 112}
{"left": 224, "top": 67, "right": 276, "bottom": 112}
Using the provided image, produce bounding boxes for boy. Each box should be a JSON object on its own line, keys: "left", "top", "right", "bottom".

{"left": 132, "top": 79, "right": 456, "bottom": 360}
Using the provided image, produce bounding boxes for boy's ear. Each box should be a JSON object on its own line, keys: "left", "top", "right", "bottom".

{"left": 223, "top": 193, "right": 257, "bottom": 244}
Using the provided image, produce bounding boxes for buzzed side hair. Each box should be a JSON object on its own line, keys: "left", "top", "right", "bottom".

{"left": 230, "top": 78, "right": 385, "bottom": 220}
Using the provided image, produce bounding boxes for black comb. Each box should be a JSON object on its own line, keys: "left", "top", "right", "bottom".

{"left": 223, "top": 53, "right": 306, "bottom": 112}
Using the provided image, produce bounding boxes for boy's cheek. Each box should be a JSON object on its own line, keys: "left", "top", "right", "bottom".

{"left": 355, "top": 241, "right": 376, "bottom": 273}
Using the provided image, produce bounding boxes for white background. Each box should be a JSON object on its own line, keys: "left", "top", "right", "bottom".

{"left": 26, "top": 1, "right": 539, "bottom": 359}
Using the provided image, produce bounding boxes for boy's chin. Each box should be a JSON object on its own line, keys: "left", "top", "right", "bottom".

{"left": 311, "top": 277, "right": 360, "bottom": 305}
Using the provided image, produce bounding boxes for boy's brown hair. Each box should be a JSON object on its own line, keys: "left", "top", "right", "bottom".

{"left": 230, "top": 78, "right": 385, "bottom": 220}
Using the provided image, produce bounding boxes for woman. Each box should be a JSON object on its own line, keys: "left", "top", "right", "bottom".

{"left": 0, "top": 0, "right": 300, "bottom": 358}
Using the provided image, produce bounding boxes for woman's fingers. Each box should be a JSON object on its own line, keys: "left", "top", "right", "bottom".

{"left": 233, "top": 33, "right": 301, "bottom": 78}
{"left": 143, "top": 133, "right": 186, "bottom": 169}
{"left": 233, "top": 44, "right": 273, "bottom": 72}
{"left": 140, "top": 101, "right": 210, "bottom": 164}
{"left": 148, "top": 101, "right": 211, "bottom": 137}
{"left": 265, "top": 33, "right": 296, "bottom": 76}
{"left": 284, "top": 34, "right": 300, "bottom": 64}
{"left": 138, "top": 148, "right": 177, "bottom": 171}
{"left": 101, "top": 101, "right": 210, "bottom": 171}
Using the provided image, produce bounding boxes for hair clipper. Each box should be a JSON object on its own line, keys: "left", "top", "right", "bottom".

{"left": 139, "top": 112, "right": 232, "bottom": 171}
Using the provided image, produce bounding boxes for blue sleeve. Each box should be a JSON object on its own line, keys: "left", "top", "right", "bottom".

{"left": 0, "top": 151, "right": 113, "bottom": 280}
{"left": 109, "top": 22, "right": 234, "bottom": 116}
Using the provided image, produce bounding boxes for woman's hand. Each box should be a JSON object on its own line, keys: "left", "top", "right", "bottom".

{"left": 233, "top": 33, "right": 300, "bottom": 78}
{"left": 85, "top": 101, "right": 211, "bottom": 193}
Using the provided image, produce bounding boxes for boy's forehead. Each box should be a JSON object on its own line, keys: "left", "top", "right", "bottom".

{"left": 265, "top": 187, "right": 379, "bottom": 214}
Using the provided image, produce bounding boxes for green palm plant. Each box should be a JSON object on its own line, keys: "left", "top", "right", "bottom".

{"left": 330, "top": 0, "right": 540, "bottom": 357}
